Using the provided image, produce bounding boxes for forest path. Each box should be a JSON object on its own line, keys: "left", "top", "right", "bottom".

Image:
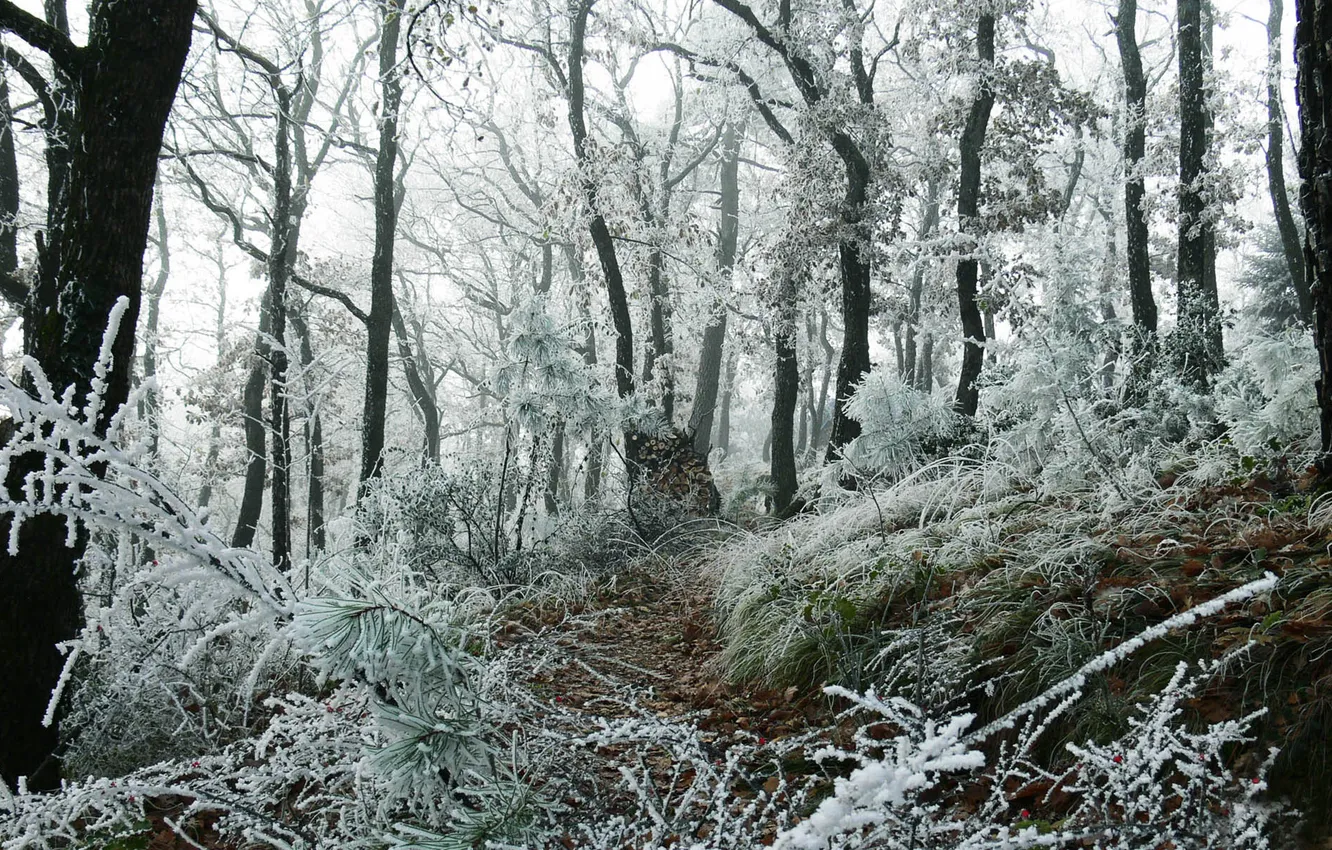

{"left": 494, "top": 567, "right": 828, "bottom": 745}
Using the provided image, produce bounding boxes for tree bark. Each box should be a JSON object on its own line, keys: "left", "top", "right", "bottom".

{"left": 360, "top": 0, "right": 404, "bottom": 488}
{"left": 1270, "top": 0, "right": 1313, "bottom": 324}
{"left": 268, "top": 85, "right": 293, "bottom": 573}
{"left": 1176, "top": 0, "right": 1223, "bottom": 388}
{"left": 1296, "top": 0, "right": 1332, "bottom": 469}
{"left": 954, "top": 12, "right": 996, "bottom": 419}
{"left": 0, "top": 0, "right": 196, "bottom": 792}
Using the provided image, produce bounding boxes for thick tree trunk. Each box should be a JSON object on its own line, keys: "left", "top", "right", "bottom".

{"left": 232, "top": 305, "right": 269, "bottom": 550}
{"left": 268, "top": 87, "right": 293, "bottom": 573}
{"left": 688, "top": 122, "right": 740, "bottom": 458}
{"left": 823, "top": 132, "right": 873, "bottom": 462}
{"left": 1296, "top": 0, "right": 1332, "bottom": 469}
{"left": 360, "top": 0, "right": 404, "bottom": 488}
{"left": 954, "top": 12, "right": 996, "bottom": 419}
{"left": 0, "top": 0, "right": 196, "bottom": 792}
{"left": 1176, "top": 0, "right": 1223, "bottom": 388}
{"left": 1271, "top": 0, "right": 1313, "bottom": 324}
{"left": 1116, "top": 0, "right": 1158, "bottom": 390}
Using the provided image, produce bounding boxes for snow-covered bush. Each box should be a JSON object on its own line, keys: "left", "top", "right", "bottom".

{"left": 843, "top": 370, "right": 957, "bottom": 479}
{"left": 1213, "top": 328, "right": 1319, "bottom": 460}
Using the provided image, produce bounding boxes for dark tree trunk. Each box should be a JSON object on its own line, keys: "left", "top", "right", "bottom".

{"left": 919, "top": 333, "right": 934, "bottom": 390}
{"left": 823, "top": 134, "right": 873, "bottom": 462}
{"left": 1176, "top": 0, "right": 1223, "bottom": 388}
{"left": 0, "top": 0, "right": 196, "bottom": 792}
{"left": 568, "top": 0, "right": 633, "bottom": 403}
{"left": 360, "top": 0, "right": 404, "bottom": 488}
{"left": 771, "top": 278, "right": 799, "bottom": 513}
{"left": 1271, "top": 0, "right": 1313, "bottom": 324}
{"left": 391, "top": 300, "right": 441, "bottom": 462}
{"left": 289, "top": 305, "right": 325, "bottom": 557}
{"left": 231, "top": 305, "right": 269, "bottom": 550}
{"left": 688, "top": 122, "right": 740, "bottom": 458}
{"left": 0, "top": 68, "right": 17, "bottom": 284}
{"left": 268, "top": 87, "right": 293, "bottom": 573}
{"left": 1116, "top": 0, "right": 1158, "bottom": 389}
{"left": 954, "top": 12, "right": 996, "bottom": 419}
{"left": 1296, "top": 0, "right": 1332, "bottom": 469}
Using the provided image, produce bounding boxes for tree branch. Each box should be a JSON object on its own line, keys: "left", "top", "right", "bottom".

{"left": 0, "top": 1, "right": 80, "bottom": 74}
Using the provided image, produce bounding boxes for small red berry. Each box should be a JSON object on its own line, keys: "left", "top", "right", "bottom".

{"left": 1112, "top": 755, "right": 1124, "bottom": 764}
{"left": 758, "top": 737, "right": 767, "bottom": 745}
{"left": 191, "top": 761, "right": 200, "bottom": 768}
{"left": 1252, "top": 777, "right": 1261, "bottom": 784}
{"left": 1020, "top": 809, "right": 1030, "bottom": 819}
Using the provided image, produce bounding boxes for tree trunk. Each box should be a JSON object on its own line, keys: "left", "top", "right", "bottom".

{"left": 391, "top": 300, "right": 441, "bottom": 462}
{"left": 718, "top": 352, "right": 735, "bottom": 456}
{"left": 289, "top": 305, "right": 325, "bottom": 557}
{"left": 1116, "top": 0, "right": 1158, "bottom": 391}
{"left": 954, "top": 12, "right": 996, "bottom": 419}
{"left": 905, "top": 177, "right": 941, "bottom": 390}
{"left": 139, "top": 195, "right": 169, "bottom": 464}
{"left": 823, "top": 132, "right": 873, "bottom": 462}
{"left": 0, "top": 68, "right": 17, "bottom": 284}
{"left": 231, "top": 305, "right": 269, "bottom": 550}
{"left": 1176, "top": 0, "right": 1223, "bottom": 388}
{"left": 545, "top": 421, "right": 564, "bottom": 517}
{"left": 688, "top": 121, "right": 740, "bottom": 458}
{"left": 267, "top": 87, "right": 293, "bottom": 574}
{"left": 1270, "top": 0, "right": 1313, "bottom": 324}
{"left": 360, "top": 0, "right": 404, "bottom": 488}
{"left": 0, "top": 0, "right": 196, "bottom": 792}
{"left": 568, "top": 0, "right": 633, "bottom": 403}
{"left": 771, "top": 273, "right": 799, "bottom": 513}
{"left": 1296, "top": 0, "right": 1332, "bottom": 469}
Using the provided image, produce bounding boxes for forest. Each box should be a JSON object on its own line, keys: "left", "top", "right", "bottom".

{"left": 1, "top": 0, "right": 1332, "bottom": 846}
